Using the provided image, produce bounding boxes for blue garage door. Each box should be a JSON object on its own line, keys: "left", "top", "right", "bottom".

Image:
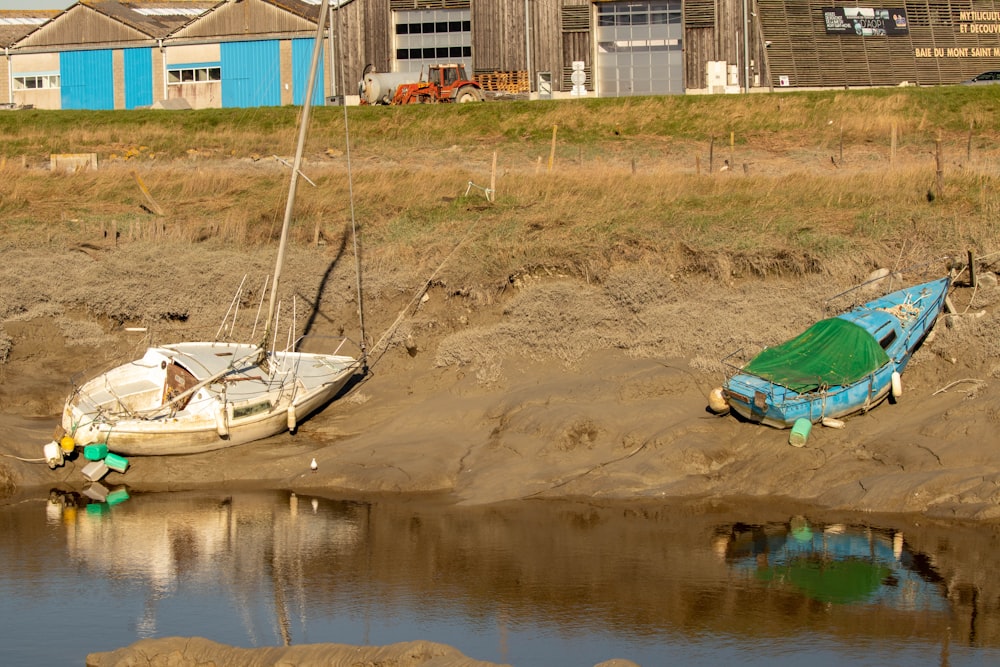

{"left": 124, "top": 48, "right": 153, "bottom": 109}
{"left": 61, "top": 50, "right": 114, "bottom": 110}
{"left": 125, "top": 49, "right": 153, "bottom": 109}
{"left": 292, "top": 38, "right": 325, "bottom": 106}
{"left": 221, "top": 40, "right": 280, "bottom": 108}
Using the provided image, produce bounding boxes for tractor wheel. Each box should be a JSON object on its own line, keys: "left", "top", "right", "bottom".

{"left": 455, "top": 86, "right": 484, "bottom": 103}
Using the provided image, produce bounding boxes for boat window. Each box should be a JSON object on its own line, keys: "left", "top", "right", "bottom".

{"left": 233, "top": 401, "right": 273, "bottom": 420}
{"left": 879, "top": 330, "right": 897, "bottom": 349}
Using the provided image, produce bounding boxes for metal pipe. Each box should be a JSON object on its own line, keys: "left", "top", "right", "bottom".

{"left": 4, "top": 48, "right": 10, "bottom": 107}
{"left": 524, "top": 0, "right": 532, "bottom": 92}
{"left": 157, "top": 39, "right": 165, "bottom": 104}
{"left": 743, "top": 0, "right": 750, "bottom": 92}
{"left": 328, "top": 3, "right": 336, "bottom": 98}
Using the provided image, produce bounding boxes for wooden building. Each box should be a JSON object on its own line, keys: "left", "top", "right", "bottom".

{"left": 757, "top": 1, "right": 1000, "bottom": 89}
{"left": 4, "top": 1, "right": 1000, "bottom": 110}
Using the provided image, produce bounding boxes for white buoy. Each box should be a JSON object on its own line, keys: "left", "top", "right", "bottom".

{"left": 821, "top": 417, "right": 845, "bottom": 429}
{"left": 310, "top": 458, "right": 318, "bottom": 472}
{"left": 215, "top": 404, "right": 229, "bottom": 437}
{"left": 43, "top": 441, "right": 64, "bottom": 469}
{"left": 287, "top": 406, "right": 297, "bottom": 431}
{"left": 891, "top": 371, "right": 903, "bottom": 399}
{"left": 707, "top": 387, "right": 729, "bottom": 414}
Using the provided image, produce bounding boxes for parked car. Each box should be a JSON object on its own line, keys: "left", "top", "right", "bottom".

{"left": 961, "top": 71, "right": 1000, "bottom": 85}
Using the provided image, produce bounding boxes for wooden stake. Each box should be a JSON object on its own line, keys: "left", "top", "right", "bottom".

{"left": 968, "top": 249, "right": 977, "bottom": 288}
{"left": 547, "top": 125, "right": 558, "bottom": 171}
{"left": 709, "top": 136, "right": 715, "bottom": 174}
{"left": 935, "top": 132, "right": 944, "bottom": 199}
{"left": 890, "top": 122, "right": 897, "bottom": 163}
{"left": 967, "top": 119, "right": 974, "bottom": 164}
{"left": 490, "top": 150, "right": 497, "bottom": 202}
{"left": 132, "top": 169, "right": 164, "bottom": 216}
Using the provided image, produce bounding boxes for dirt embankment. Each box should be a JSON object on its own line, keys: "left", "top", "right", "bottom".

{"left": 1, "top": 219, "right": 999, "bottom": 521}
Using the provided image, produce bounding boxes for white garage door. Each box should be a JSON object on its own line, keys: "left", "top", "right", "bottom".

{"left": 596, "top": 0, "right": 684, "bottom": 96}
{"left": 394, "top": 8, "right": 472, "bottom": 75}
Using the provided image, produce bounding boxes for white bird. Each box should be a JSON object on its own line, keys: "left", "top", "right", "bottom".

{"left": 310, "top": 458, "right": 318, "bottom": 471}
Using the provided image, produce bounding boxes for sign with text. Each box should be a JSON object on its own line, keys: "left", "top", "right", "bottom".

{"left": 823, "top": 7, "right": 909, "bottom": 36}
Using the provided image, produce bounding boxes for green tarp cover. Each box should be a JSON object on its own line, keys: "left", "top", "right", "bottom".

{"left": 743, "top": 317, "right": 890, "bottom": 393}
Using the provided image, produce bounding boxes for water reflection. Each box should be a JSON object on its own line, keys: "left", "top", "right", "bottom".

{"left": 44, "top": 487, "right": 365, "bottom": 643}
{"left": 720, "top": 518, "right": 946, "bottom": 608}
{"left": 2, "top": 491, "right": 999, "bottom": 666}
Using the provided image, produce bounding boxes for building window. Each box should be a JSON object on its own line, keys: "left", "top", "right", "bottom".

{"left": 13, "top": 74, "right": 60, "bottom": 90}
{"left": 167, "top": 66, "right": 221, "bottom": 85}
{"left": 394, "top": 8, "right": 472, "bottom": 73}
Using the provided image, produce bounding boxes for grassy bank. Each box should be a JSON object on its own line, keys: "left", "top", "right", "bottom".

{"left": 2, "top": 86, "right": 999, "bottom": 286}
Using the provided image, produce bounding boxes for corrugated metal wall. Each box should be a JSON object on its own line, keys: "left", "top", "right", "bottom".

{"left": 60, "top": 50, "right": 114, "bottom": 109}
{"left": 292, "top": 37, "right": 326, "bottom": 106}
{"left": 124, "top": 47, "right": 153, "bottom": 109}
{"left": 221, "top": 40, "right": 281, "bottom": 107}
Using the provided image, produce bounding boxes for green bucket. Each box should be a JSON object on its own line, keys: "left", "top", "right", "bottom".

{"left": 789, "top": 418, "right": 812, "bottom": 447}
{"left": 104, "top": 452, "right": 129, "bottom": 474}
{"left": 83, "top": 444, "right": 109, "bottom": 461}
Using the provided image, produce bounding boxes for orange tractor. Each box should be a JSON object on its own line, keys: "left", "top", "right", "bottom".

{"left": 360, "top": 64, "right": 484, "bottom": 105}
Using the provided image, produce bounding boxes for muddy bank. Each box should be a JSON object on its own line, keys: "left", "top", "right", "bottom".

{"left": 1, "top": 233, "right": 999, "bottom": 519}
{"left": 85, "top": 638, "right": 511, "bottom": 667}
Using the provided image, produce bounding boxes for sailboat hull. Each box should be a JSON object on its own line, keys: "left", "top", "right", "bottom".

{"left": 63, "top": 342, "right": 359, "bottom": 456}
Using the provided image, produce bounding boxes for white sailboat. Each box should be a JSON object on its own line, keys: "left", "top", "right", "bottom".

{"left": 54, "top": 0, "right": 362, "bottom": 458}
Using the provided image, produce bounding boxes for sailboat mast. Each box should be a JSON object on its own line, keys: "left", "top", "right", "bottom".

{"left": 262, "top": 0, "right": 330, "bottom": 354}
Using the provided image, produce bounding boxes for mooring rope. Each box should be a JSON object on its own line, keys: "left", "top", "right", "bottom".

{"left": 824, "top": 255, "right": 952, "bottom": 306}
{"left": 334, "top": 5, "right": 368, "bottom": 372}
{"left": 365, "top": 218, "right": 481, "bottom": 370}
{"left": 0, "top": 452, "right": 46, "bottom": 463}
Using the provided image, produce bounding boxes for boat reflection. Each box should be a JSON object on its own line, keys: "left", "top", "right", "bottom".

{"left": 46, "top": 487, "right": 365, "bottom": 642}
{"left": 718, "top": 517, "right": 947, "bottom": 609}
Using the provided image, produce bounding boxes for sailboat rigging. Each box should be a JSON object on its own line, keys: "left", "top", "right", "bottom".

{"left": 51, "top": 0, "right": 364, "bottom": 461}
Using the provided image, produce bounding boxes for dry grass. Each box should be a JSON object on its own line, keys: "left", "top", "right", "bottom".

{"left": 3, "top": 145, "right": 999, "bottom": 289}
{"left": 2, "top": 89, "right": 1000, "bottom": 298}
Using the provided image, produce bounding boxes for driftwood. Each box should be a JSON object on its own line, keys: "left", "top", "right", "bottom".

{"left": 932, "top": 378, "right": 987, "bottom": 396}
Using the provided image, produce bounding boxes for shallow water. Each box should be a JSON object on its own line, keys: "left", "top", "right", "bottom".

{"left": 1, "top": 489, "right": 998, "bottom": 666}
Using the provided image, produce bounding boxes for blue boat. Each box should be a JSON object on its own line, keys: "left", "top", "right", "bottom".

{"left": 720, "top": 276, "right": 952, "bottom": 428}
